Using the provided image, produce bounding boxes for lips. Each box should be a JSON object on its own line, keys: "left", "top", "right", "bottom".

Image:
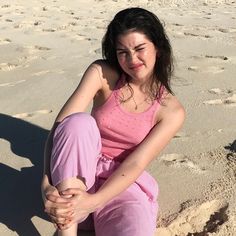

{"left": 129, "top": 63, "right": 143, "bottom": 70}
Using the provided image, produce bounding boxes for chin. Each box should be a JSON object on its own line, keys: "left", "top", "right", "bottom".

{"left": 130, "top": 72, "right": 150, "bottom": 81}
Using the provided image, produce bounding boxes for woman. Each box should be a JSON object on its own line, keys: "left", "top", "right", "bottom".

{"left": 42, "top": 7, "right": 185, "bottom": 236}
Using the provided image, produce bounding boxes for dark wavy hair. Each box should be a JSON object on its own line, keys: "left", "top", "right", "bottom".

{"left": 102, "top": 7, "right": 174, "bottom": 95}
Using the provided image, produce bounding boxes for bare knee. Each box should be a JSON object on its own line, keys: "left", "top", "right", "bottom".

{"left": 56, "top": 176, "right": 87, "bottom": 196}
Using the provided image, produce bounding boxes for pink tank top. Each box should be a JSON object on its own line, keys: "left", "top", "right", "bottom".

{"left": 91, "top": 75, "right": 163, "bottom": 162}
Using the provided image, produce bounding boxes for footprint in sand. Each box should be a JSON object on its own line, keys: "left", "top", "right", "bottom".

{"left": 156, "top": 200, "right": 228, "bottom": 236}
{"left": 159, "top": 154, "right": 205, "bottom": 173}
{"left": 18, "top": 55, "right": 39, "bottom": 63}
{"left": 1, "top": 4, "right": 11, "bottom": 8}
{"left": 208, "top": 88, "right": 233, "bottom": 95}
{"left": 70, "top": 34, "right": 88, "bottom": 41}
{"left": 32, "top": 69, "right": 64, "bottom": 76}
{"left": 173, "top": 131, "right": 189, "bottom": 140}
{"left": 172, "top": 23, "right": 184, "bottom": 27}
{"left": 42, "top": 28, "right": 56, "bottom": 33}
{"left": 204, "top": 55, "right": 229, "bottom": 61}
{"left": 57, "top": 23, "right": 77, "bottom": 31}
{"left": 188, "top": 65, "right": 224, "bottom": 74}
{"left": 189, "top": 55, "right": 234, "bottom": 72}
{"left": 203, "top": 94, "right": 236, "bottom": 107}
{"left": 192, "top": 55, "right": 230, "bottom": 63}
{"left": 0, "top": 38, "right": 11, "bottom": 45}
{"left": 13, "top": 109, "right": 52, "bottom": 119}
{"left": 208, "top": 88, "right": 223, "bottom": 95}
{"left": 224, "top": 94, "right": 236, "bottom": 105}
{"left": 217, "top": 28, "right": 229, "bottom": 33}
{"left": 14, "top": 20, "right": 38, "bottom": 29}
{"left": 0, "top": 62, "right": 19, "bottom": 71}
{"left": 183, "top": 32, "right": 212, "bottom": 39}
{"left": 17, "top": 45, "right": 51, "bottom": 55}
{"left": 27, "top": 45, "right": 51, "bottom": 52}
{"left": 32, "top": 70, "right": 50, "bottom": 76}
{"left": 0, "top": 80, "right": 25, "bottom": 87}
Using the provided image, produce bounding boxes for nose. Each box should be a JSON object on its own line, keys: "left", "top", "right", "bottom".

{"left": 127, "top": 51, "right": 138, "bottom": 63}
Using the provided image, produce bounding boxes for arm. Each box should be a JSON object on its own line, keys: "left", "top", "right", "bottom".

{"left": 41, "top": 61, "right": 104, "bottom": 212}
{"left": 62, "top": 94, "right": 185, "bottom": 213}
{"left": 94, "top": 94, "right": 185, "bottom": 207}
{"left": 51, "top": 93, "right": 185, "bottom": 230}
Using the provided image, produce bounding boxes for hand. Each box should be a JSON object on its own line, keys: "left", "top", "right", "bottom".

{"left": 43, "top": 184, "right": 73, "bottom": 229}
{"left": 54, "top": 188, "right": 100, "bottom": 230}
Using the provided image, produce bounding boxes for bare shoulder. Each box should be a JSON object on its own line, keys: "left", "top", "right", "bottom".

{"left": 91, "top": 60, "right": 120, "bottom": 104}
{"left": 91, "top": 60, "right": 120, "bottom": 88}
{"left": 158, "top": 92, "right": 186, "bottom": 124}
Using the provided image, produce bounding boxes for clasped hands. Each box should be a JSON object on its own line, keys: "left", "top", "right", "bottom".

{"left": 43, "top": 185, "right": 97, "bottom": 230}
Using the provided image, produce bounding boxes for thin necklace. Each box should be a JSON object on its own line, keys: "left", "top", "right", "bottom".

{"left": 119, "top": 83, "right": 155, "bottom": 110}
{"left": 131, "top": 96, "right": 151, "bottom": 110}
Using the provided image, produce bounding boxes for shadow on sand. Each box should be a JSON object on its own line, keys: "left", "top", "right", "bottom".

{"left": 0, "top": 113, "right": 95, "bottom": 236}
{"left": 0, "top": 113, "right": 50, "bottom": 235}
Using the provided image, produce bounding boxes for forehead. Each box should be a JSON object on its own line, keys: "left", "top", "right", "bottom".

{"left": 116, "top": 31, "right": 152, "bottom": 48}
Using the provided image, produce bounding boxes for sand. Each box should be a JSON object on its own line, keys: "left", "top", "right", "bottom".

{"left": 0, "top": 0, "right": 235, "bottom": 235}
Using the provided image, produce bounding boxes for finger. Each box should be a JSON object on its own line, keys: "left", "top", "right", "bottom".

{"left": 46, "top": 194, "right": 71, "bottom": 203}
{"left": 44, "top": 199, "right": 72, "bottom": 213}
{"left": 50, "top": 215, "right": 73, "bottom": 225}
{"left": 45, "top": 207, "right": 74, "bottom": 218}
{"left": 58, "top": 214, "right": 87, "bottom": 230}
{"left": 60, "top": 188, "right": 83, "bottom": 196}
{"left": 45, "top": 186, "right": 60, "bottom": 197}
{"left": 59, "top": 220, "right": 76, "bottom": 230}
{"left": 43, "top": 186, "right": 60, "bottom": 203}
{"left": 56, "top": 218, "right": 75, "bottom": 231}
{"left": 45, "top": 206, "right": 74, "bottom": 218}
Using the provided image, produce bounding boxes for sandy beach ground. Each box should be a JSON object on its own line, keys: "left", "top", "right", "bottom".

{"left": 0, "top": 0, "right": 235, "bottom": 235}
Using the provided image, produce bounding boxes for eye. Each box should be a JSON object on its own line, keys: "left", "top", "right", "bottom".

{"left": 117, "top": 51, "right": 127, "bottom": 55}
{"left": 136, "top": 48, "right": 144, "bottom": 51}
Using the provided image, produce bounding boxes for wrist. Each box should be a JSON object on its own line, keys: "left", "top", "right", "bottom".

{"left": 93, "top": 191, "right": 106, "bottom": 210}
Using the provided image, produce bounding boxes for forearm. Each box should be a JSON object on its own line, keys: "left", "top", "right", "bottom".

{"left": 95, "top": 157, "right": 145, "bottom": 208}
{"left": 94, "top": 107, "right": 185, "bottom": 208}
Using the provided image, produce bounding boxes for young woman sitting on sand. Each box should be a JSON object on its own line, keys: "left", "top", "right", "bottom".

{"left": 41, "top": 7, "right": 185, "bottom": 236}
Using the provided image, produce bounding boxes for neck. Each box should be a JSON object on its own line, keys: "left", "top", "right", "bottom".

{"left": 126, "top": 72, "right": 156, "bottom": 88}
{"left": 128, "top": 79, "right": 159, "bottom": 98}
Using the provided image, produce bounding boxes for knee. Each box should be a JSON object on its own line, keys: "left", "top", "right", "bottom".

{"left": 63, "top": 112, "right": 96, "bottom": 126}
{"left": 55, "top": 112, "right": 98, "bottom": 137}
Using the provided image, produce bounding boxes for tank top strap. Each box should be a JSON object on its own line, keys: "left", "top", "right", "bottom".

{"left": 157, "top": 84, "right": 166, "bottom": 103}
{"left": 146, "top": 84, "right": 165, "bottom": 125}
{"left": 144, "top": 84, "right": 165, "bottom": 112}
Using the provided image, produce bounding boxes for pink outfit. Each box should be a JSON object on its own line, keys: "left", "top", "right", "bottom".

{"left": 92, "top": 75, "right": 161, "bottom": 162}
{"left": 50, "top": 76, "right": 162, "bottom": 236}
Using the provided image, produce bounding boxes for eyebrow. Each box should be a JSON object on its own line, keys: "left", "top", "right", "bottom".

{"left": 116, "top": 43, "right": 146, "bottom": 51}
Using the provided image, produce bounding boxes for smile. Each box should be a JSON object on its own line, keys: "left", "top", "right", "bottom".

{"left": 129, "top": 64, "right": 143, "bottom": 70}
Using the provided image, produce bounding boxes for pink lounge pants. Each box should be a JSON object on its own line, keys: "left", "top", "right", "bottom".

{"left": 50, "top": 113, "right": 158, "bottom": 236}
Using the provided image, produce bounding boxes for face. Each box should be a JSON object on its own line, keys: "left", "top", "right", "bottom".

{"left": 116, "top": 31, "right": 158, "bottom": 82}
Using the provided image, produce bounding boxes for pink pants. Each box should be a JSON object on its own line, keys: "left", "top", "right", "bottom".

{"left": 50, "top": 113, "right": 158, "bottom": 236}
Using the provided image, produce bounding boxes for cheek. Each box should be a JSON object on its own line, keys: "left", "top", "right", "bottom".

{"left": 146, "top": 50, "right": 157, "bottom": 65}
{"left": 117, "top": 56, "right": 126, "bottom": 68}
